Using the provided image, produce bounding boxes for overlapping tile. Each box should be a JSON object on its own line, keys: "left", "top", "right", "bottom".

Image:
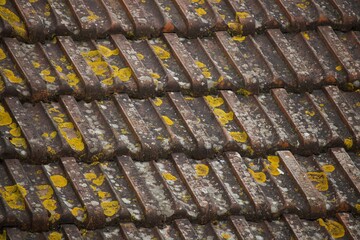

{"left": 0, "top": 149, "right": 359, "bottom": 230}
{"left": 2, "top": 213, "right": 360, "bottom": 239}
{"left": 0, "top": 28, "right": 359, "bottom": 102}
{"left": 0, "top": 86, "right": 358, "bottom": 162}
{"left": 0, "top": 0, "right": 359, "bottom": 41}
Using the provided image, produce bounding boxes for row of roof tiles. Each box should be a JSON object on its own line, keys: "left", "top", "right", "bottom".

{"left": 0, "top": 0, "right": 359, "bottom": 41}
{"left": 0, "top": 27, "right": 359, "bottom": 101}
{"left": 0, "top": 148, "right": 359, "bottom": 231}
{"left": 0, "top": 86, "right": 359, "bottom": 162}
{"left": 2, "top": 213, "right": 360, "bottom": 239}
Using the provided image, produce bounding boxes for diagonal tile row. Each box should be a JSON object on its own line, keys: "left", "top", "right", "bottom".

{"left": 0, "top": 148, "right": 359, "bottom": 231}
{"left": 0, "top": 86, "right": 359, "bottom": 162}
{"left": 2, "top": 213, "right": 360, "bottom": 239}
{"left": 0, "top": 0, "right": 359, "bottom": 41}
{"left": 0, "top": 27, "right": 359, "bottom": 101}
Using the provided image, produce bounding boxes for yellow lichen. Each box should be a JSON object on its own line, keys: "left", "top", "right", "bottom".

{"left": 318, "top": 219, "right": 345, "bottom": 239}
{"left": 0, "top": 184, "right": 27, "bottom": 210}
{"left": 213, "top": 108, "right": 234, "bottom": 125}
{"left": 101, "top": 78, "right": 113, "bottom": 86}
{"left": 248, "top": 169, "right": 266, "bottom": 183}
{"left": 88, "top": 61, "right": 108, "bottom": 76}
{"left": 191, "top": 0, "right": 205, "bottom": 3}
{"left": 152, "top": 46, "right": 171, "bottom": 60}
{"left": 66, "top": 73, "right": 80, "bottom": 87}
{"left": 0, "top": 79, "right": 4, "bottom": 92}
{"left": 195, "top": 61, "right": 206, "bottom": 68}
{"left": 305, "top": 110, "right": 315, "bottom": 117}
{"left": 36, "top": 184, "right": 54, "bottom": 200}
{"left": 3, "top": 69, "right": 23, "bottom": 84}
{"left": 221, "top": 232, "right": 231, "bottom": 239}
{"left": 92, "top": 174, "right": 105, "bottom": 186}
{"left": 204, "top": 95, "right": 224, "bottom": 107}
{"left": 57, "top": 121, "right": 85, "bottom": 152}
{"left": 153, "top": 97, "right": 163, "bottom": 106}
{"left": 246, "top": 145, "right": 254, "bottom": 155}
{"left": 344, "top": 137, "right": 353, "bottom": 149}
{"left": 87, "top": 10, "right": 99, "bottom": 22}
{"left": 0, "top": 104, "right": 12, "bottom": 126}
{"left": 84, "top": 172, "right": 97, "bottom": 181}
{"left": 55, "top": 65, "right": 63, "bottom": 73}
{"left": 321, "top": 165, "right": 335, "bottom": 173}
{"left": 112, "top": 66, "right": 132, "bottom": 82}
{"left": 195, "top": 61, "right": 211, "bottom": 78}
{"left": 0, "top": 48, "right": 6, "bottom": 60}
{"left": 150, "top": 72, "right": 161, "bottom": 79}
{"left": 32, "top": 61, "right": 40, "bottom": 68}
{"left": 0, "top": 230, "right": 5, "bottom": 240}
{"left": 236, "top": 12, "right": 250, "bottom": 19}
{"left": 296, "top": 0, "right": 310, "bottom": 9}
{"left": 232, "top": 35, "right": 246, "bottom": 42}
{"left": 195, "top": 164, "right": 209, "bottom": 177}
{"left": 230, "top": 131, "right": 248, "bottom": 143}
{"left": 202, "top": 71, "right": 211, "bottom": 78}
{"left": 0, "top": 6, "right": 27, "bottom": 39}
{"left": 49, "top": 213, "right": 60, "bottom": 223}
{"left": 47, "top": 146, "right": 56, "bottom": 155}
{"left": 237, "top": 88, "right": 251, "bottom": 96}
{"left": 9, "top": 123, "right": 21, "bottom": 137}
{"left": 162, "top": 115, "right": 174, "bottom": 126}
{"left": 136, "top": 53, "right": 144, "bottom": 60}
{"left": 302, "top": 32, "right": 310, "bottom": 40}
{"left": 43, "top": 199, "right": 57, "bottom": 211}
{"left": 335, "top": 65, "right": 342, "bottom": 71}
{"left": 42, "top": 131, "right": 57, "bottom": 139}
{"left": 355, "top": 203, "right": 360, "bottom": 213}
{"left": 50, "top": 131, "right": 57, "bottom": 138}
{"left": 48, "top": 231, "right": 62, "bottom": 240}
{"left": 162, "top": 172, "right": 177, "bottom": 181}
{"left": 216, "top": 76, "right": 224, "bottom": 85}
{"left": 101, "top": 201, "right": 120, "bottom": 217}
{"left": 227, "top": 22, "right": 243, "bottom": 33}
{"left": 265, "top": 155, "right": 281, "bottom": 176}
{"left": 50, "top": 175, "right": 68, "bottom": 188}
{"left": 195, "top": 8, "right": 207, "bottom": 16}
{"left": 97, "top": 191, "right": 111, "bottom": 199}
{"left": 44, "top": 3, "right": 51, "bottom": 17}
{"left": 97, "top": 45, "right": 119, "bottom": 58}
{"left": 307, "top": 172, "right": 328, "bottom": 191}
{"left": 71, "top": 207, "right": 86, "bottom": 221}
{"left": 10, "top": 137, "right": 27, "bottom": 149}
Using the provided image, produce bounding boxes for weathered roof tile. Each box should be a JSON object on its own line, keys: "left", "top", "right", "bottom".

{"left": 1, "top": 0, "right": 359, "bottom": 41}
{"left": 0, "top": 149, "right": 359, "bottom": 230}
{"left": 1, "top": 213, "right": 359, "bottom": 239}
{"left": 1, "top": 28, "right": 359, "bottom": 101}
{"left": 1, "top": 87, "right": 358, "bottom": 162}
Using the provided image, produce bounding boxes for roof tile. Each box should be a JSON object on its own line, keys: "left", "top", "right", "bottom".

{"left": 0, "top": 149, "right": 359, "bottom": 229}
{"left": 1, "top": 87, "right": 358, "bottom": 162}
{"left": 1, "top": 213, "right": 359, "bottom": 239}
{"left": 1, "top": 28, "right": 359, "bottom": 101}
{"left": 1, "top": 0, "right": 359, "bottom": 40}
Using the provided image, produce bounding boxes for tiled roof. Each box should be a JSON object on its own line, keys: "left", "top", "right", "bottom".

{"left": 0, "top": 0, "right": 359, "bottom": 41}
{"left": 0, "top": 149, "right": 359, "bottom": 230}
{"left": 2, "top": 214, "right": 360, "bottom": 239}
{"left": 0, "top": 27, "right": 359, "bottom": 101}
{"left": 0, "top": 86, "right": 359, "bottom": 162}
{"left": 1, "top": 0, "right": 360, "bottom": 238}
